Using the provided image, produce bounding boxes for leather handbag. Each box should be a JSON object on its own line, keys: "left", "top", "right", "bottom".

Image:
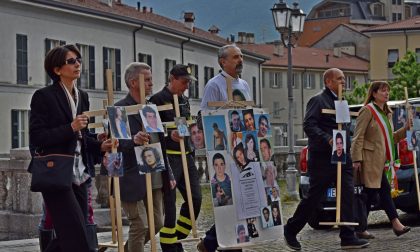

{"left": 30, "top": 154, "right": 74, "bottom": 192}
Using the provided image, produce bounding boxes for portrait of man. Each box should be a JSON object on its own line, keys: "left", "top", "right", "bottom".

{"left": 257, "top": 114, "right": 270, "bottom": 137}
{"left": 270, "top": 186, "right": 280, "bottom": 202}
{"left": 236, "top": 224, "right": 250, "bottom": 243}
{"left": 259, "top": 138, "right": 273, "bottom": 162}
{"left": 140, "top": 105, "right": 164, "bottom": 133}
{"left": 260, "top": 206, "right": 274, "bottom": 229}
{"left": 271, "top": 201, "right": 282, "bottom": 226}
{"left": 190, "top": 123, "right": 205, "bottom": 149}
{"left": 230, "top": 110, "right": 244, "bottom": 132}
{"left": 331, "top": 130, "right": 346, "bottom": 164}
{"left": 246, "top": 218, "right": 259, "bottom": 238}
{"left": 242, "top": 109, "right": 255, "bottom": 131}
{"left": 134, "top": 143, "right": 166, "bottom": 174}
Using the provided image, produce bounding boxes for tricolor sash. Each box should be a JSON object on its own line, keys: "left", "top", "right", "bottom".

{"left": 366, "top": 103, "right": 401, "bottom": 196}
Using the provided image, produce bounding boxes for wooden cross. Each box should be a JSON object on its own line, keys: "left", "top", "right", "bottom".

{"left": 319, "top": 84, "right": 358, "bottom": 226}
{"left": 405, "top": 87, "right": 420, "bottom": 211}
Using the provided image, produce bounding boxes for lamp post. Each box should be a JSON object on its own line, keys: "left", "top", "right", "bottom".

{"left": 271, "top": 0, "right": 305, "bottom": 200}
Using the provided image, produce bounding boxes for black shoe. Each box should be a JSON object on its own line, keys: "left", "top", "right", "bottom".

{"left": 341, "top": 238, "right": 369, "bottom": 249}
{"left": 284, "top": 225, "right": 301, "bottom": 251}
{"left": 393, "top": 226, "right": 410, "bottom": 237}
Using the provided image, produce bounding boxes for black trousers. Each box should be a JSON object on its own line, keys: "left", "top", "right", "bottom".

{"left": 42, "top": 182, "right": 90, "bottom": 252}
{"left": 286, "top": 151, "right": 355, "bottom": 241}
{"left": 160, "top": 154, "right": 202, "bottom": 251}
{"left": 364, "top": 172, "right": 399, "bottom": 224}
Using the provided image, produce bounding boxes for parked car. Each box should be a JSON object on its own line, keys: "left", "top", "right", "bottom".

{"left": 299, "top": 98, "right": 420, "bottom": 229}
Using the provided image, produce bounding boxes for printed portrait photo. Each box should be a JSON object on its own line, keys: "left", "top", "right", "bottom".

{"left": 262, "top": 161, "right": 278, "bottom": 188}
{"left": 203, "top": 115, "right": 228, "bottom": 151}
{"left": 243, "top": 132, "right": 260, "bottom": 162}
{"left": 229, "top": 110, "right": 245, "bottom": 132}
{"left": 175, "top": 117, "right": 189, "bottom": 137}
{"left": 246, "top": 218, "right": 259, "bottom": 238}
{"left": 242, "top": 109, "right": 256, "bottom": 131}
{"left": 236, "top": 223, "right": 250, "bottom": 244}
{"left": 209, "top": 151, "right": 233, "bottom": 207}
{"left": 139, "top": 104, "right": 164, "bottom": 133}
{"left": 259, "top": 138, "right": 273, "bottom": 162}
{"left": 107, "top": 106, "right": 131, "bottom": 140}
{"left": 331, "top": 130, "right": 346, "bottom": 164}
{"left": 255, "top": 113, "right": 271, "bottom": 137}
{"left": 134, "top": 142, "right": 166, "bottom": 174}
{"left": 260, "top": 206, "right": 274, "bottom": 229}
{"left": 189, "top": 123, "right": 205, "bottom": 150}
{"left": 230, "top": 131, "right": 243, "bottom": 151}
{"left": 270, "top": 201, "right": 282, "bottom": 226}
{"left": 103, "top": 152, "right": 124, "bottom": 177}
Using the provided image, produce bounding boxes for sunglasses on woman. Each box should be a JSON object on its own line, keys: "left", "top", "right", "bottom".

{"left": 65, "top": 57, "right": 82, "bottom": 65}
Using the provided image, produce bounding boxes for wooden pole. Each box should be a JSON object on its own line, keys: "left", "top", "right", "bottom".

{"left": 405, "top": 87, "right": 420, "bottom": 211}
{"left": 138, "top": 74, "right": 157, "bottom": 252}
{"left": 173, "top": 94, "right": 198, "bottom": 238}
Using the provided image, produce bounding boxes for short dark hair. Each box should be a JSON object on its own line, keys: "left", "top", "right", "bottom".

{"left": 142, "top": 105, "right": 156, "bottom": 117}
{"left": 44, "top": 44, "right": 81, "bottom": 83}
{"left": 231, "top": 110, "right": 239, "bottom": 117}
{"left": 141, "top": 147, "right": 161, "bottom": 166}
{"left": 335, "top": 132, "right": 343, "bottom": 142}
{"left": 259, "top": 138, "right": 271, "bottom": 149}
{"left": 258, "top": 115, "right": 268, "bottom": 126}
{"left": 237, "top": 224, "right": 246, "bottom": 235}
{"left": 212, "top": 153, "right": 225, "bottom": 166}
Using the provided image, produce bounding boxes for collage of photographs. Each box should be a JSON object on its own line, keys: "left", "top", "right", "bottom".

{"left": 203, "top": 108, "right": 282, "bottom": 246}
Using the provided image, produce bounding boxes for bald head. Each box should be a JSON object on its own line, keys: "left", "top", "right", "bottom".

{"left": 323, "top": 68, "right": 345, "bottom": 94}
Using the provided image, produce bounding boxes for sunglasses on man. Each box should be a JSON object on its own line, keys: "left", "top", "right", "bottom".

{"left": 65, "top": 57, "right": 82, "bottom": 65}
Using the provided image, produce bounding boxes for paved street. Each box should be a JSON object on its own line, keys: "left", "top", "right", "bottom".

{"left": 1, "top": 183, "right": 420, "bottom": 251}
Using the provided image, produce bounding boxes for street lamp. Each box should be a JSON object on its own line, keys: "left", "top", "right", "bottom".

{"left": 271, "top": 0, "right": 306, "bottom": 200}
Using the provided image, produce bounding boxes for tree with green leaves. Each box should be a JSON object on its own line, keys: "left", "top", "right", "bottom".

{"left": 345, "top": 50, "right": 420, "bottom": 104}
{"left": 390, "top": 50, "right": 420, "bottom": 100}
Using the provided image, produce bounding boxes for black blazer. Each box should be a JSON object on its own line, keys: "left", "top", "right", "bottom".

{"left": 29, "top": 82, "right": 102, "bottom": 173}
{"left": 303, "top": 88, "right": 351, "bottom": 153}
{"left": 115, "top": 94, "right": 174, "bottom": 202}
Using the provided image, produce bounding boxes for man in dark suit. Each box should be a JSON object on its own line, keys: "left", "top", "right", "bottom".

{"left": 283, "top": 68, "right": 369, "bottom": 250}
{"left": 116, "top": 62, "right": 175, "bottom": 252}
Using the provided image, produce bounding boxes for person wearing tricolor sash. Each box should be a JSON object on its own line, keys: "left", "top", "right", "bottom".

{"left": 351, "top": 81, "right": 411, "bottom": 239}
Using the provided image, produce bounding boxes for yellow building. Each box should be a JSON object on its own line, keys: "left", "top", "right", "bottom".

{"left": 364, "top": 16, "right": 420, "bottom": 80}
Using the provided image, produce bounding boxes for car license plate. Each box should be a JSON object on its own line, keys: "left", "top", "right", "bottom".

{"left": 327, "top": 188, "right": 336, "bottom": 199}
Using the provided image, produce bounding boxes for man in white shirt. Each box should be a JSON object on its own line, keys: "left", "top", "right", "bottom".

{"left": 200, "top": 44, "right": 251, "bottom": 111}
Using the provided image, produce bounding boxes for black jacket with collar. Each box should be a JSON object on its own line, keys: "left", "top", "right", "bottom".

{"left": 29, "top": 81, "right": 102, "bottom": 173}
{"left": 303, "top": 88, "right": 351, "bottom": 153}
{"left": 115, "top": 94, "right": 174, "bottom": 202}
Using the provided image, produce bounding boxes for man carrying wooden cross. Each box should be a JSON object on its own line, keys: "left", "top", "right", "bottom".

{"left": 283, "top": 68, "right": 370, "bottom": 250}
{"left": 150, "top": 64, "right": 202, "bottom": 252}
{"left": 115, "top": 62, "right": 176, "bottom": 252}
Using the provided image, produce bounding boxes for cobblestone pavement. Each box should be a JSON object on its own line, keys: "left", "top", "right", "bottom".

{"left": 1, "top": 182, "right": 420, "bottom": 251}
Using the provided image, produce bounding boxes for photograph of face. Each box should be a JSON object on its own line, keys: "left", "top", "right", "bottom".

{"left": 256, "top": 114, "right": 271, "bottom": 137}
{"left": 134, "top": 142, "right": 166, "bottom": 174}
{"left": 242, "top": 109, "right": 256, "bottom": 131}
{"left": 190, "top": 123, "right": 205, "bottom": 149}
{"left": 139, "top": 104, "right": 164, "bottom": 133}
{"left": 103, "top": 152, "right": 124, "bottom": 177}
{"left": 210, "top": 152, "right": 233, "bottom": 207}
{"left": 243, "top": 132, "right": 259, "bottom": 162}
{"left": 230, "top": 131, "right": 243, "bottom": 150}
{"left": 175, "top": 117, "right": 189, "bottom": 137}
{"left": 246, "top": 218, "right": 259, "bottom": 238}
{"left": 271, "top": 201, "right": 282, "bottom": 226}
{"left": 262, "top": 162, "right": 277, "bottom": 188}
{"left": 107, "top": 106, "right": 131, "bottom": 140}
{"left": 260, "top": 206, "right": 274, "bottom": 229}
{"left": 232, "top": 143, "right": 248, "bottom": 171}
{"left": 229, "top": 110, "right": 244, "bottom": 132}
{"left": 236, "top": 224, "right": 250, "bottom": 244}
{"left": 259, "top": 138, "right": 273, "bottom": 162}
{"left": 203, "top": 115, "right": 228, "bottom": 152}
{"left": 331, "top": 130, "right": 346, "bottom": 164}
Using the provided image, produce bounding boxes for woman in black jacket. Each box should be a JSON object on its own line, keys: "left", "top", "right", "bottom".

{"left": 29, "top": 44, "right": 111, "bottom": 252}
